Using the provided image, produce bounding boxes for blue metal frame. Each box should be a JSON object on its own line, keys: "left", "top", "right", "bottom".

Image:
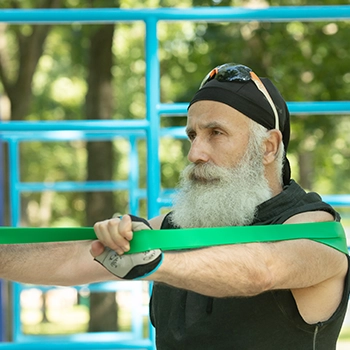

{"left": 1, "top": 6, "right": 350, "bottom": 23}
{"left": 0, "top": 5, "right": 349, "bottom": 350}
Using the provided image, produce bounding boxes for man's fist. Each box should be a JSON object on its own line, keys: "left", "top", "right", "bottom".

{"left": 93, "top": 214, "right": 163, "bottom": 279}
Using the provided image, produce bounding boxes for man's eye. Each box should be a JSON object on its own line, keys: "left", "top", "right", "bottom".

{"left": 187, "top": 133, "right": 196, "bottom": 141}
{"left": 212, "top": 130, "right": 222, "bottom": 135}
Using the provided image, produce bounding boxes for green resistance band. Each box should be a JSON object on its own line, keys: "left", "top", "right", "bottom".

{"left": 0, "top": 221, "right": 348, "bottom": 255}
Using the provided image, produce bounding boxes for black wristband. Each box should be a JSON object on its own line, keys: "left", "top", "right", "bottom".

{"left": 128, "top": 214, "right": 152, "bottom": 230}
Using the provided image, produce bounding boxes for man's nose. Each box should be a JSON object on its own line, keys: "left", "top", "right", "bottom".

{"left": 187, "top": 138, "right": 210, "bottom": 163}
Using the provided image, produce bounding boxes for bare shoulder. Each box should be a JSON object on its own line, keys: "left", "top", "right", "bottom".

{"left": 284, "top": 210, "right": 335, "bottom": 224}
{"left": 149, "top": 213, "right": 168, "bottom": 230}
{"left": 285, "top": 210, "right": 348, "bottom": 277}
{"left": 285, "top": 210, "right": 349, "bottom": 323}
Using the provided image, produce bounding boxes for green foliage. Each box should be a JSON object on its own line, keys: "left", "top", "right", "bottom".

{"left": 156, "top": 0, "right": 350, "bottom": 194}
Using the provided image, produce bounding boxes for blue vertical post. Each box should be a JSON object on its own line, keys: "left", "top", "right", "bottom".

{"left": 145, "top": 16, "right": 161, "bottom": 220}
{"left": 129, "top": 135, "right": 140, "bottom": 215}
{"left": 0, "top": 98, "right": 6, "bottom": 341}
{"left": 0, "top": 95, "right": 5, "bottom": 227}
{"left": 0, "top": 279, "right": 5, "bottom": 342}
{"left": 144, "top": 16, "right": 160, "bottom": 350}
{"left": 0, "top": 129, "right": 4, "bottom": 341}
{"left": 8, "top": 139, "right": 22, "bottom": 342}
{"left": 0, "top": 137, "right": 4, "bottom": 227}
{"left": 8, "top": 139, "right": 20, "bottom": 227}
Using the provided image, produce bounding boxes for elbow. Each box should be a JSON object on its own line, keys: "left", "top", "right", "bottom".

{"left": 221, "top": 267, "right": 274, "bottom": 298}
{"left": 245, "top": 268, "right": 274, "bottom": 296}
{"left": 258, "top": 270, "right": 274, "bottom": 294}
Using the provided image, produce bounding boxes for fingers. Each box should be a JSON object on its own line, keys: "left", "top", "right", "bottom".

{"left": 90, "top": 240, "right": 105, "bottom": 258}
{"left": 93, "top": 215, "right": 133, "bottom": 255}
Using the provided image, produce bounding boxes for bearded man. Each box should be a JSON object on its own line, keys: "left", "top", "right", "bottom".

{"left": 92, "top": 63, "right": 350, "bottom": 350}
{"left": 1, "top": 63, "right": 348, "bottom": 349}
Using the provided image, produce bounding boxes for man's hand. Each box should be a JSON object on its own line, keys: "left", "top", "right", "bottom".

{"left": 91, "top": 214, "right": 163, "bottom": 280}
{"left": 94, "top": 247, "right": 162, "bottom": 280}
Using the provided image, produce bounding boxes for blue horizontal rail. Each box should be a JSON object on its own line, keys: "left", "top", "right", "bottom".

{"left": 0, "top": 131, "right": 143, "bottom": 142}
{"left": 0, "top": 120, "right": 149, "bottom": 132}
{"left": 1, "top": 6, "right": 350, "bottom": 23}
{"left": 0, "top": 340, "right": 153, "bottom": 349}
{"left": 15, "top": 181, "right": 131, "bottom": 192}
{"left": 322, "top": 195, "right": 350, "bottom": 207}
{"left": 158, "top": 101, "right": 350, "bottom": 116}
{"left": 0, "top": 100, "right": 349, "bottom": 137}
{"left": 3, "top": 127, "right": 350, "bottom": 207}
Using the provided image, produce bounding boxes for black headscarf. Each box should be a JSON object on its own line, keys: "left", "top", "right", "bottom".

{"left": 188, "top": 77, "right": 291, "bottom": 185}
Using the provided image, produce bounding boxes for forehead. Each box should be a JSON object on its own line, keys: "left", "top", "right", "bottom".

{"left": 187, "top": 100, "right": 251, "bottom": 130}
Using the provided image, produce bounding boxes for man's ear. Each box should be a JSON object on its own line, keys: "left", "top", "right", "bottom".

{"left": 263, "top": 129, "right": 283, "bottom": 165}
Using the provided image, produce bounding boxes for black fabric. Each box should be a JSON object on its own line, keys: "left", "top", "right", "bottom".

{"left": 123, "top": 253, "right": 162, "bottom": 280}
{"left": 150, "top": 180, "right": 349, "bottom": 350}
{"left": 123, "top": 214, "right": 160, "bottom": 279}
{"left": 128, "top": 214, "right": 152, "bottom": 229}
{"left": 188, "top": 75, "right": 291, "bottom": 185}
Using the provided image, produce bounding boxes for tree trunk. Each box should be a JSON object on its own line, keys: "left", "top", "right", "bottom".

{"left": 84, "top": 23, "right": 118, "bottom": 332}
{"left": 298, "top": 151, "right": 314, "bottom": 191}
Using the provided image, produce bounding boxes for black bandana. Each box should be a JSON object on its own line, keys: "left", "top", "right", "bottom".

{"left": 188, "top": 78, "right": 291, "bottom": 185}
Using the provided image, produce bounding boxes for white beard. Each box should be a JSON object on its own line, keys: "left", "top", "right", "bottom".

{"left": 170, "top": 139, "right": 273, "bottom": 228}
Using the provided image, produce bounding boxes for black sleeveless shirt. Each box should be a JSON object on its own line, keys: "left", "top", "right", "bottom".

{"left": 150, "top": 180, "right": 350, "bottom": 350}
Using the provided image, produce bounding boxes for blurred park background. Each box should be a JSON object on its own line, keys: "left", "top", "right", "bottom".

{"left": 0, "top": 0, "right": 349, "bottom": 348}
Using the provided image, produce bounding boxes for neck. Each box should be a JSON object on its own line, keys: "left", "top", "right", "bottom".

{"left": 265, "top": 165, "right": 284, "bottom": 197}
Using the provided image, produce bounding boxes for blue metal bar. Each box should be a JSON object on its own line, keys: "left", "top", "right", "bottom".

{"left": 0, "top": 101, "right": 348, "bottom": 138}
{"left": 322, "top": 195, "right": 350, "bottom": 207}
{"left": 0, "top": 280, "right": 5, "bottom": 341}
{"left": 15, "top": 181, "right": 131, "bottom": 192}
{"left": 0, "top": 340, "right": 153, "bottom": 349}
{"left": 287, "top": 101, "right": 350, "bottom": 115}
{"left": 1, "top": 6, "right": 350, "bottom": 23}
{"left": 13, "top": 329, "right": 151, "bottom": 344}
{"left": 0, "top": 120, "right": 149, "bottom": 132}
{"left": 0, "top": 101, "right": 347, "bottom": 136}
{"left": 0, "top": 136, "right": 4, "bottom": 227}
{"left": 129, "top": 136, "right": 140, "bottom": 215}
{"left": 0, "top": 131, "right": 145, "bottom": 142}
{"left": 158, "top": 102, "right": 189, "bottom": 115}
{"left": 8, "top": 140, "right": 20, "bottom": 227}
{"left": 158, "top": 101, "right": 350, "bottom": 116}
{"left": 145, "top": 17, "right": 159, "bottom": 349}
{"left": 12, "top": 282, "right": 22, "bottom": 343}
{"left": 145, "top": 16, "right": 161, "bottom": 219}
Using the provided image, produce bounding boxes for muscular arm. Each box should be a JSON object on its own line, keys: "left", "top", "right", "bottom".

{"left": 94, "top": 211, "right": 347, "bottom": 297}
{"left": 147, "top": 211, "right": 346, "bottom": 296}
{"left": 0, "top": 241, "right": 117, "bottom": 286}
{"left": 92, "top": 211, "right": 348, "bottom": 322}
{"left": 148, "top": 211, "right": 348, "bottom": 323}
{"left": 151, "top": 238, "right": 347, "bottom": 297}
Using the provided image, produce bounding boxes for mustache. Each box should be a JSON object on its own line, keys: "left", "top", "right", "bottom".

{"left": 181, "top": 163, "right": 230, "bottom": 183}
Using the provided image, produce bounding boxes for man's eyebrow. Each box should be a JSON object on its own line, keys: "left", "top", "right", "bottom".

{"left": 201, "top": 121, "right": 224, "bottom": 129}
{"left": 186, "top": 121, "right": 225, "bottom": 136}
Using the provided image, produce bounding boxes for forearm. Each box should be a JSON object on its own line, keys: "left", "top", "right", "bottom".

{"left": 149, "top": 239, "right": 348, "bottom": 298}
{"left": 150, "top": 244, "right": 273, "bottom": 298}
{"left": 0, "top": 241, "right": 117, "bottom": 286}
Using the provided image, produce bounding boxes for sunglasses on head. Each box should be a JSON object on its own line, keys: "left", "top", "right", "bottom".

{"left": 199, "top": 63, "right": 280, "bottom": 130}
